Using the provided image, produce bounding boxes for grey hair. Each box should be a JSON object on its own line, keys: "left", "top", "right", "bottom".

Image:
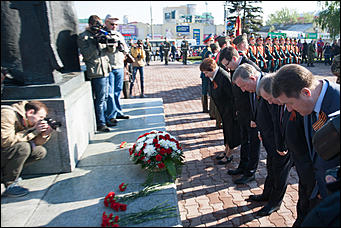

{"left": 232, "top": 63, "right": 258, "bottom": 82}
{"left": 256, "top": 73, "right": 275, "bottom": 96}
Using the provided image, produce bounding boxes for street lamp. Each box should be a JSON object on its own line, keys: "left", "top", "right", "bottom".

{"left": 224, "top": 1, "right": 227, "bottom": 36}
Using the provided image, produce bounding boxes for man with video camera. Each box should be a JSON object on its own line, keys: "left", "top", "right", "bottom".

{"left": 104, "top": 14, "right": 130, "bottom": 123}
{"left": 1, "top": 100, "right": 53, "bottom": 197}
{"left": 77, "top": 15, "right": 113, "bottom": 132}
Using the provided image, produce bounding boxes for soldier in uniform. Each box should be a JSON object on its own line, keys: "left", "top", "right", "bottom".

{"left": 256, "top": 37, "right": 268, "bottom": 72}
{"left": 279, "top": 37, "right": 288, "bottom": 66}
{"left": 180, "top": 36, "right": 189, "bottom": 65}
{"left": 163, "top": 37, "right": 171, "bottom": 65}
{"left": 232, "top": 33, "right": 249, "bottom": 57}
{"left": 307, "top": 40, "right": 316, "bottom": 67}
{"left": 284, "top": 37, "right": 293, "bottom": 64}
{"left": 200, "top": 34, "right": 214, "bottom": 113}
{"left": 272, "top": 37, "right": 282, "bottom": 71}
{"left": 264, "top": 36, "right": 276, "bottom": 72}
{"left": 248, "top": 35, "right": 258, "bottom": 66}
{"left": 292, "top": 38, "right": 301, "bottom": 64}
{"left": 143, "top": 38, "right": 152, "bottom": 66}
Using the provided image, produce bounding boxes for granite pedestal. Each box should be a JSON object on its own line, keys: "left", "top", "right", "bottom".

{"left": 1, "top": 72, "right": 96, "bottom": 174}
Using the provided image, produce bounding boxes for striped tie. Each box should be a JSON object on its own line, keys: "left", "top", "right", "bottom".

{"left": 312, "top": 111, "right": 327, "bottom": 131}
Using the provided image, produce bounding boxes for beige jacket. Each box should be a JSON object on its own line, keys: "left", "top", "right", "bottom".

{"left": 1, "top": 101, "right": 50, "bottom": 148}
{"left": 131, "top": 46, "right": 146, "bottom": 67}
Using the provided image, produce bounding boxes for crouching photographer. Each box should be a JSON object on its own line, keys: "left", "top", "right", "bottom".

{"left": 1, "top": 101, "right": 56, "bottom": 197}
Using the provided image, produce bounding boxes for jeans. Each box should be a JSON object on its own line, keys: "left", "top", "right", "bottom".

{"left": 91, "top": 77, "right": 109, "bottom": 126}
{"left": 130, "top": 66, "right": 144, "bottom": 95}
{"left": 106, "top": 69, "right": 124, "bottom": 119}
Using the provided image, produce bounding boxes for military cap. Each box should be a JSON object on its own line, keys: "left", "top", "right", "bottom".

{"left": 203, "top": 34, "right": 214, "bottom": 44}
{"left": 285, "top": 37, "right": 290, "bottom": 41}
{"left": 233, "top": 33, "right": 247, "bottom": 45}
{"left": 137, "top": 39, "right": 143, "bottom": 44}
{"left": 210, "top": 43, "right": 219, "bottom": 52}
{"left": 249, "top": 34, "right": 255, "bottom": 41}
{"left": 265, "top": 36, "right": 271, "bottom": 41}
{"left": 273, "top": 37, "right": 278, "bottom": 41}
{"left": 256, "top": 36, "right": 263, "bottom": 42}
{"left": 279, "top": 36, "right": 285, "bottom": 40}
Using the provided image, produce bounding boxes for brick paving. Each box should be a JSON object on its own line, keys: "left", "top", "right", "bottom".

{"left": 137, "top": 60, "right": 337, "bottom": 227}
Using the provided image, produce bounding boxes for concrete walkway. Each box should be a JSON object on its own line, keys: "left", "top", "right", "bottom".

{"left": 1, "top": 98, "right": 182, "bottom": 227}
{"left": 1, "top": 59, "right": 337, "bottom": 227}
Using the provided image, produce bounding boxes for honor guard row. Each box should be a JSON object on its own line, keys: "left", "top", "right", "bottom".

{"left": 232, "top": 34, "right": 302, "bottom": 73}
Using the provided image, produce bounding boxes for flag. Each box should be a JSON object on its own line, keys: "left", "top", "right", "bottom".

{"left": 235, "top": 16, "right": 242, "bottom": 36}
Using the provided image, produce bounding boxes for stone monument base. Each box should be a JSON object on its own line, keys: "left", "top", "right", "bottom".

{"left": 1, "top": 73, "right": 96, "bottom": 174}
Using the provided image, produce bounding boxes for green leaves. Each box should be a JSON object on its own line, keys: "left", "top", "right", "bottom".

{"left": 164, "top": 159, "right": 176, "bottom": 180}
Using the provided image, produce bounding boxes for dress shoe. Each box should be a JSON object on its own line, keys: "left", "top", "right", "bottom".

{"left": 106, "top": 118, "right": 117, "bottom": 127}
{"left": 248, "top": 194, "right": 269, "bottom": 202}
{"left": 215, "top": 152, "right": 226, "bottom": 160}
{"left": 234, "top": 175, "right": 255, "bottom": 184}
{"left": 228, "top": 168, "right": 244, "bottom": 175}
{"left": 106, "top": 121, "right": 117, "bottom": 127}
{"left": 97, "top": 125, "right": 110, "bottom": 132}
{"left": 108, "top": 118, "right": 118, "bottom": 123}
{"left": 217, "top": 155, "right": 233, "bottom": 165}
{"left": 257, "top": 204, "right": 280, "bottom": 216}
{"left": 116, "top": 115, "right": 129, "bottom": 119}
{"left": 140, "top": 94, "right": 147, "bottom": 98}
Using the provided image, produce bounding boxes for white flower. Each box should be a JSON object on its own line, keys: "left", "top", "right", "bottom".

{"left": 135, "top": 142, "right": 144, "bottom": 152}
{"left": 168, "top": 141, "right": 177, "bottom": 152}
{"left": 147, "top": 133, "right": 156, "bottom": 139}
{"left": 158, "top": 139, "right": 169, "bottom": 149}
{"left": 144, "top": 144, "right": 156, "bottom": 157}
{"left": 145, "top": 138, "right": 154, "bottom": 145}
{"left": 137, "top": 136, "right": 146, "bottom": 144}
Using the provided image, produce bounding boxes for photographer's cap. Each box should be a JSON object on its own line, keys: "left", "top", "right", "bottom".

{"left": 105, "top": 14, "right": 119, "bottom": 22}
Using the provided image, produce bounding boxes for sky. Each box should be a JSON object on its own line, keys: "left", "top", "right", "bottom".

{"left": 73, "top": 1, "right": 320, "bottom": 25}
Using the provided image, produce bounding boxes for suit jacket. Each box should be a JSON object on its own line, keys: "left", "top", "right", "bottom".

{"left": 209, "top": 67, "right": 240, "bottom": 148}
{"left": 230, "top": 56, "right": 261, "bottom": 126}
{"left": 303, "top": 80, "right": 340, "bottom": 199}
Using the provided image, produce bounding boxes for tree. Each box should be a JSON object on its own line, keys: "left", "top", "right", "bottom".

{"left": 265, "top": 8, "right": 299, "bottom": 25}
{"left": 226, "top": 1, "right": 263, "bottom": 34}
{"left": 315, "top": 1, "right": 340, "bottom": 38}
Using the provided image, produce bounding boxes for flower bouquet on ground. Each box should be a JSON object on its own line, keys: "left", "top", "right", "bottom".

{"left": 129, "top": 130, "right": 184, "bottom": 182}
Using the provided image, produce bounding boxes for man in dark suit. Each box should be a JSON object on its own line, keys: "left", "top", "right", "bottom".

{"left": 257, "top": 74, "right": 315, "bottom": 224}
{"left": 272, "top": 64, "right": 340, "bottom": 212}
{"left": 232, "top": 64, "right": 292, "bottom": 216}
{"left": 199, "top": 57, "right": 240, "bottom": 163}
{"left": 218, "top": 46, "right": 261, "bottom": 184}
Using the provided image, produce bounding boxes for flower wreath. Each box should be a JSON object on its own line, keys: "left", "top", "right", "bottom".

{"left": 129, "top": 130, "right": 184, "bottom": 180}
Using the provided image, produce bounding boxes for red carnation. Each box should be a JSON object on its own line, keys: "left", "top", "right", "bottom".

{"left": 156, "top": 154, "right": 162, "bottom": 161}
{"left": 166, "top": 148, "right": 172, "bottom": 154}
{"left": 119, "top": 183, "right": 128, "bottom": 192}
{"left": 158, "top": 162, "right": 165, "bottom": 169}
{"left": 119, "top": 203, "right": 127, "bottom": 211}
{"left": 160, "top": 148, "right": 166, "bottom": 155}
{"left": 153, "top": 138, "right": 158, "bottom": 144}
{"left": 155, "top": 143, "right": 161, "bottom": 149}
{"left": 111, "top": 202, "right": 120, "bottom": 211}
{"left": 114, "top": 216, "right": 119, "bottom": 223}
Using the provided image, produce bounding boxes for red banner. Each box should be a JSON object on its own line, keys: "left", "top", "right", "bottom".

{"left": 236, "top": 16, "right": 242, "bottom": 36}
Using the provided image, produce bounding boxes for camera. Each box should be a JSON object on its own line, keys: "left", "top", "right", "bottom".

{"left": 44, "top": 117, "right": 62, "bottom": 130}
{"left": 91, "top": 24, "right": 124, "bottom": 52}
